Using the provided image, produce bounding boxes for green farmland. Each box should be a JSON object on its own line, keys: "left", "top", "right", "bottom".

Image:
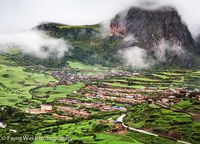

{"left": 0, "top": 64, "right": 56, "bottom": 106}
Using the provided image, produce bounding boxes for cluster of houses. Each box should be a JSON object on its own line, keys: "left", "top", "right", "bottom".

{"left": 109, "top": 69, "right": 133, "bottom": 77}
{"left": 151, "top": 88, "right": 200, "bottom": 107}
{"left": 82, "top": 85, "right": 147, "bottom": 105}
{"left": 50, "top": 68, "right": 135, "bottom": 86}
{"left": 26, "top": 104, "right": 53, "bottom": 114}
{"left": 58, "top": 106, "right": 90, "bottom": 118}
{"left": 58, "top": 98, "right": 127, "bottom": 112}
{"left": 154, "top": 96, "right": 178, "bottom": 107}
{"left": 82, "top": 85, "right": 200, "bottom": 108}
{"left": 51, "top": 71, "right": 105, "bottom": 83}
{"left": 52, "top": 114, "right": 72, "bottom": 120}
{"left": 84, "top": 85, "right": 163, "bottom": 94}
{"left": 84, "top": 92, "right": 146, "bottom": 105}
{"left": 26, "top": 104, "right": 90, "bottom": 118}
{"left": 26, "top": 73, "right": 200, "bottom": 122}
{"left": 26, "top": 104, "right": 89, "bottom": 119}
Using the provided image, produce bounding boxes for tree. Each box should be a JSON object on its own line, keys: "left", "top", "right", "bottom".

{"left": 69, "top": 139, "right": 84, "bottom": 144}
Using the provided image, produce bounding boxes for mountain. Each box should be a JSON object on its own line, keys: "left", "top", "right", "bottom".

{"left": 36, "top": 22, "right": 99, "bottom": 40}
{"left": 115, "top": 7, "right": 194, "bottom": 48}
{"left": 111, "top": 7, "right": 198, "bottom": 67}
{"left": 36, "top": 23, "right": 123, "bottom": 67}
{"left": 195, "top": 35, "right": 200, "bottom": 54}
{"left": 35, "top": 7, "right": 199, "bottom": 68}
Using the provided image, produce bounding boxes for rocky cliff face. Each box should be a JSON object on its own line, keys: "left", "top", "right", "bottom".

{"left": 111, "top": 7, "right": 194, "bottom": 48}
{"left": 195, "top": 35, "right": 200, "bottom": 54}
{"left": 35, "top": 7, "right": 199, "bottom": 68}
{"left": 111, "top": 7, "right": 198, "bottom": 67}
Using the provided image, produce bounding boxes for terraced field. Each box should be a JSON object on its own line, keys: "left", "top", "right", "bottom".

{"left": 33, "top": 119, "right": 143, "bottom": 144}
{"left": 33, "top": 82, "right": 85, "bottom": 102}
{"left": 101, "top": 70, "right": 200, "bottom": 90}
{"left": 84, "top": 69, "right": 200, "bottom": 143}
{"left": 0, "top": 64, "right": 56, "bottom": 106}
{"left": 1, "top": 54, "right": 200, "bottom": 144}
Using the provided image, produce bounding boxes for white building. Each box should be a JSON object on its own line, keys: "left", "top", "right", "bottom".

{"left": 41, "top": 104, "right": 53, "bottom": 111}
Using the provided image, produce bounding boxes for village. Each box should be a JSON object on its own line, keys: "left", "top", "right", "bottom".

{"left": 26, "top": 79, "right": 200, "bottom": 125}
{"left": 58, "top": 98, "right": 127, "bottom": 112}
{"left": 50, "top": 68, "right": 133, "bottom": 85}
{"left": 23, "top": 62, "right": 200, "bottom": 137}
{"left": 20, "top": 66, "right": 200, "bottom": 144}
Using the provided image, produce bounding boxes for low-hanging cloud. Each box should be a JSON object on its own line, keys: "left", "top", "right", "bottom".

{"left": 0, "top": 30, "right": 71, "bottom": 58}
{"left": 1, "top": 0, "right": 200, "bottom": 37}
{"left": 119, "top": 46, "right": 151, "bottom": 69}
{"left": 118, "top": 34, "right": 151, "bottom": 69}
{"left": 118, "top": 37, "right": 188, "bottom": 69}
{"left": 123, "top": 34, "right": 137, "bottom": 47}
{"left": 154, "top": 39, "right": 186, "bottom": 62}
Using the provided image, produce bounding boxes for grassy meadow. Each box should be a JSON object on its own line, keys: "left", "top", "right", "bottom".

{"left": 0, "top": 64, "right": 56, "bottom": 106}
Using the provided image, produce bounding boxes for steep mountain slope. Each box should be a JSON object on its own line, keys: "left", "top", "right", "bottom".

{"left": 36, "top": 22, "right": 99, "bottom": 40}
{"left": 34, "top": 7, "right": 199, "bottom": 68}
{"left": 111, "top": 7, "right": 198, "bottom": 67}
{"left": 124, "top": 7, "right": 194, "bottom": 49}
{"left": 36, "top": 23, "right": 123, "bottom": 67}
{"left": 195, "top": 35, "right": 200, "bottom": 54}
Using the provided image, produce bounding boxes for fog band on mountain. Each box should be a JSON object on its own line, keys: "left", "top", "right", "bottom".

{"left": 0, "top": 30, "right": 71, "bottom": 58}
